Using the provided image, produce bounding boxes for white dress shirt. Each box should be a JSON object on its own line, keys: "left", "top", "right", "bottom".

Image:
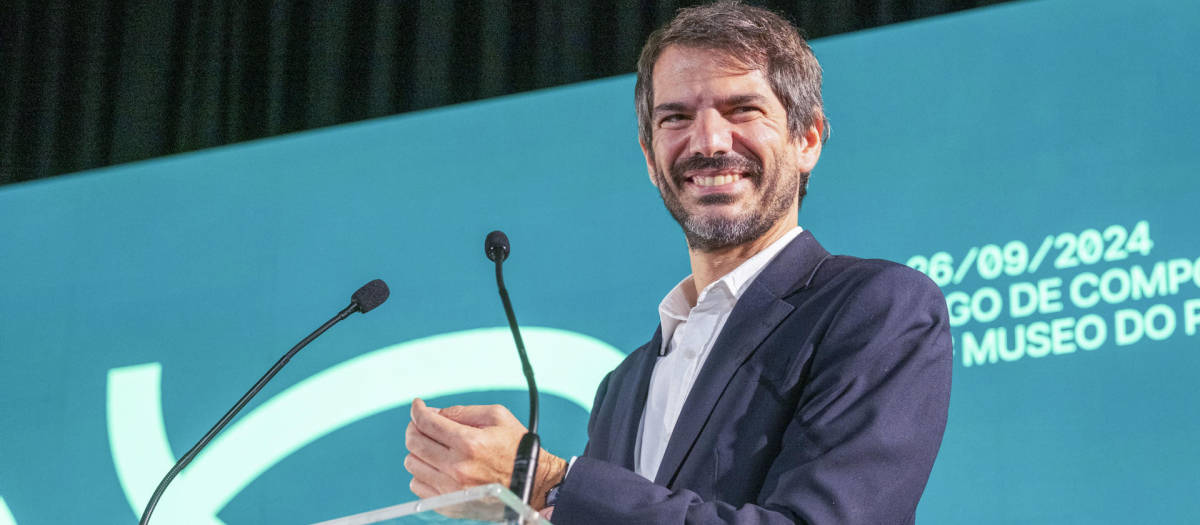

{"left": 634, "top": 226, "right": 804, "bottom": 481}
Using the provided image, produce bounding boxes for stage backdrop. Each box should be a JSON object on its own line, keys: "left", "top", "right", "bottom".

{"left": 2, "top": 0, "right": 1197, "bottom": 523}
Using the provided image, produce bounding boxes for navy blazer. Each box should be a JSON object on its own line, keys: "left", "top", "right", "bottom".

{"left": 554, "top": 231, "right": 952, "bottom": 524}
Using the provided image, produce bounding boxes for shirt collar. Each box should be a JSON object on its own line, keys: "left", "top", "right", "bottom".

{"left": 657, "top": 226, "right": 804, "bottom": 354}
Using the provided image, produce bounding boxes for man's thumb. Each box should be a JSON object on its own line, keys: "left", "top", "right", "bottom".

{"left": 439, "top": 404, "right": 508, "bottom": 428}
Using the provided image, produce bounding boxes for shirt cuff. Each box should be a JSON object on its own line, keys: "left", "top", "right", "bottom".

{"left": 565, "top": 456, "right": 578, "bottom": 478}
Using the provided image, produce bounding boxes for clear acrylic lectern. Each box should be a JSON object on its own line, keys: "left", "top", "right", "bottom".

{"left": 308, "top": 483, "right": 552, "bottom": 525}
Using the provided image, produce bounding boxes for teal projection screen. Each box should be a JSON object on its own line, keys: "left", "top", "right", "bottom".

{"left": 2, "top": 0, "right": 1197, "bottom": 523}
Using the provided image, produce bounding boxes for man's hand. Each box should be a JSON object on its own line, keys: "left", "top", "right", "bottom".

{"left": 404, "top": 398, "right": 568, "bottom": 509}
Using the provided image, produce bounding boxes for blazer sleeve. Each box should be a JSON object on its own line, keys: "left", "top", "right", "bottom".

{"left": 553, "top": 263, "right": 953, "bottom": 525}
{"left": 579, "top": 370, "right": 612, "bottom": 458}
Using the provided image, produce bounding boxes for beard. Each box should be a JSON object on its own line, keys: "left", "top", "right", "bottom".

{"left": 653, "top": 151, "right": 803, "bottom": 253}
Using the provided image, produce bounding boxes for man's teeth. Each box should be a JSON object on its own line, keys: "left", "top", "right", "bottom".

{"left": 692, "top": 174, "right": 743, "bottom": 187}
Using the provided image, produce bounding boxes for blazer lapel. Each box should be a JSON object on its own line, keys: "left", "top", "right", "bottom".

{"left": 610, "top": 326, "right": 662, "bottom": 471}
{"left": 653, "top": 231, "right": 832, "bottom": 487}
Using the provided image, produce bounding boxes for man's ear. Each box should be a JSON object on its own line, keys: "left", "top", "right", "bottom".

{"left": 640, "top": 140, "right": 659, "bottom": 188}
{"left": 793, "top": 113, "right": 825, "bottom": 174}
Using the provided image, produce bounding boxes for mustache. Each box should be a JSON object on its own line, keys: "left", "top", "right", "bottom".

{"left": 670, "top": 153, "right": 763, "bottom": 183}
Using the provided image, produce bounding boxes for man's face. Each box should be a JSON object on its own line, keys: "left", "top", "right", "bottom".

{"left": 643, "top": 46, "right": 821, "bottom": 252}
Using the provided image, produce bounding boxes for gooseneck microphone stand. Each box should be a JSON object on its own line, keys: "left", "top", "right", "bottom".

{"left": 495, "top": 255, "right": 540, "bottom": 437}
{"left": 137, "top": 279, "right": 389, "bottom": 525}
{"left": 484, "top": 231, "right": 541, "bottom": 512}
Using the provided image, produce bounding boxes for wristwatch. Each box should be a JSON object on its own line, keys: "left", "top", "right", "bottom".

{"left": 545, "top": 455, "right": 577, "bottom": 508}
{"left": 545, "top": 481, "right": 563, "bottom": 507}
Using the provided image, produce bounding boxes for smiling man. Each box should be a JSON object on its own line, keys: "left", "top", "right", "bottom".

{"left": 404, "top": 2, "right": 952, "bottom": 524}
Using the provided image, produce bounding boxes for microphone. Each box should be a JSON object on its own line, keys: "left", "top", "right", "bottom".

{"left": 138, "top": 279, "right": 390, "bottom": 525}
{"left": 352, "top": 279, "right": 390, "bottom": 313}
{"left": 484, "top": 231, "right": 541, "bottom": 510}
{"left": 485, "top": 230, "right": 510, "bottom": 263}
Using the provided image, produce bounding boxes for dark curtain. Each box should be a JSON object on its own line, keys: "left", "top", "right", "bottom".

{"left": 0, "top": 0, "right": 1017, "bottom": 187}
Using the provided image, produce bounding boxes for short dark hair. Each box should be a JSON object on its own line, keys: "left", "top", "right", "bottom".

{"left": 635, "top": 1, "right": 825, "bottom": 149}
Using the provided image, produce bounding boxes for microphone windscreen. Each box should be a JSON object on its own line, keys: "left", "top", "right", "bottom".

{"left": 485, "top": 230, "right": 510, "bottom": 262}
{"left": 352, "top": 279, "right": 390, "bottom": 313}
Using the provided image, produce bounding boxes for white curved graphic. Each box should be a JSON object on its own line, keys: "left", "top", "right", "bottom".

{"left": 107, "top": 327, "right": 624, "bottom": 525}
{"left": 0, "top": 497, "right": 17, "bottom": 525}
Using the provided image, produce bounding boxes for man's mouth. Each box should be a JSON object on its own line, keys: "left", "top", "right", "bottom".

{"left": 669, "top": 152, "right": 761, "bottom": 192}
{"left": 688, "top": 173, "right": 745, "bottom": 187}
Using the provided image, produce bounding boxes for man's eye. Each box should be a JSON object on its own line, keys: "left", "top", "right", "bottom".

{"left": 660, "top": 114, "right": 689, "bottom": 126}
{"left": 734, "top": 106, "right": 762, "bottom": 114}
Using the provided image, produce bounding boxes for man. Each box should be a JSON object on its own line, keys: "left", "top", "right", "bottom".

{"left": 403, "top": 2, "right": 952, "bottom": 523}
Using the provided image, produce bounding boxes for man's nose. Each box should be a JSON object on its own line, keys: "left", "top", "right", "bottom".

{"left": 687, "top": 110, "right": 734, "bottom": 158}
